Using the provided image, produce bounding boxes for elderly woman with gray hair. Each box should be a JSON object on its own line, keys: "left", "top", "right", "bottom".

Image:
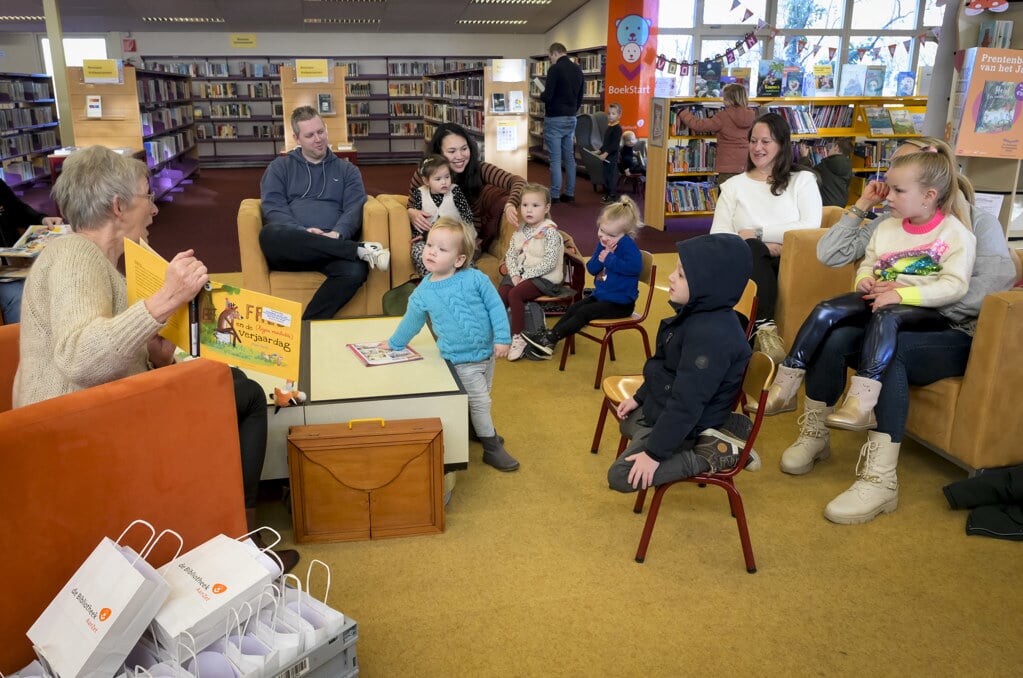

{"left": 12, "top": 145, "right": 298, "bottom": 571}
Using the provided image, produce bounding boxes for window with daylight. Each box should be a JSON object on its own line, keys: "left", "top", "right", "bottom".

{"left": 40, "top": 37, "right": 108, "bottom": 76}
{"left": 655, "top": 0, "right": 945, "bottom": 98}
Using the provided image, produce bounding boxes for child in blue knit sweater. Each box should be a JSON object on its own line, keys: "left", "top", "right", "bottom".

{"left": 384, "top": 217, "right": 519, "bottom": 471}
{"left": 523, "top": 195, "right": 644, "bottom": 358}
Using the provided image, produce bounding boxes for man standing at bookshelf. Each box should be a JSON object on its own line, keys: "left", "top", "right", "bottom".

{"left": 541, "top": 43, "right": 584, "bottom": 203}
{"left": 259, "top": 106, "right": 388, "bottom": 320}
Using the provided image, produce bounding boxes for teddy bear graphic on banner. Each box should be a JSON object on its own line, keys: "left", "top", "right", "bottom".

{"left": 615, "top": 13, "right": 653, "bottom": 79}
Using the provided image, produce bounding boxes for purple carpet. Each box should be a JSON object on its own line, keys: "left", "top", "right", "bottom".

{"left": 14, "top": 160, "right": 708, "bottom": 273}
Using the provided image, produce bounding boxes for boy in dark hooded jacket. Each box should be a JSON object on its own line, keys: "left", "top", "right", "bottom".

{"left": 608, "top": 233, "right": 755, "bottom": 492}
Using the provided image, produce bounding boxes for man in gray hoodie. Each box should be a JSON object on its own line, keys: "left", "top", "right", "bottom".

{"left": 259, "top": 106, "right": 388, "bottom": 319}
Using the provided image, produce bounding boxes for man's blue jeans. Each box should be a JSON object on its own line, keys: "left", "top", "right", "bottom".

{"left": 544, "top": 115, "right": 577, "bottom": 199}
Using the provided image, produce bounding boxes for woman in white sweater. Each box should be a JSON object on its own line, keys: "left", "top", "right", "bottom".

{"left": 710, "top": 112, "right": 823, "bottom": 351}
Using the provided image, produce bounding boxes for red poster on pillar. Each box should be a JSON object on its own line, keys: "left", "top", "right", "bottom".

{"left": 606, "top": 0, "right": 659, "bottom": 136}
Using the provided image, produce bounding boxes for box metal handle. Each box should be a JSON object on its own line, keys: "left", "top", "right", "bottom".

{"left": 348, "top": 418, "right": 385, "bottom": 429}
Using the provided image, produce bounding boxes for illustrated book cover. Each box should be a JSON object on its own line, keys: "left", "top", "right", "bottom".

{"left": 0, "top": 224, "right": 70, "bottom": 258}
{"left": 950, "top": 48, "right": 1023, "bottom": 159}
{"left": 813, "top": 64, "right": 835, "bottom": 96}
{"left": 693, "top": 61, "right": 723, "bottom": 97}
{"left": 895, "top": 71, "right": 917, "bottom": 97}
{"left": 887, "top": 108, "right": 917, "bottom": 135}
{"left": 863, "top": 65, "right": 886, "bottom": 97}
{"left": 782, "top": 66, "right": 805, "bottom": 97}
{"left": 839, "top": 64, "right": 866, "bottom": 97}
{"left": 757, "top": 59, "right": 784, "bottom": 97}
{"left": 347, "top": 342, "right": 423, "bottom": 366}
{"left": 863, "top": 106, "right": 895, "bottom": 135}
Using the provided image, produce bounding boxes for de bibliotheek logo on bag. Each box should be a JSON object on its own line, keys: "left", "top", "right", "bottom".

{"left": 70, "top": 587, "right": 112, "bottom": 632}
{"left": 178, "top": 562, "right": 228, "bottom": 601}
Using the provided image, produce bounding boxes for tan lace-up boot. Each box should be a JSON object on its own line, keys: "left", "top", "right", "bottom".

{"left": 824, "top": 431, "right": 900, "bottom": 524}
{"left": 779, "top": 397, "right": 832, "bottom": 475}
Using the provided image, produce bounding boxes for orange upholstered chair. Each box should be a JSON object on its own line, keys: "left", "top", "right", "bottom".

{"left": 631, "top": 352, "right": 775, "bottom": 573}
{"left": 0, "top": 323, "right": 248, "bottom": 671}
{"left": 560, "top": 250, "right": 657, "bottom": 389}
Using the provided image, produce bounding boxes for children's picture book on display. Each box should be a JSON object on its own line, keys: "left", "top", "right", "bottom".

{"left": 887, "top": 108, "right": 917, "bottom": 135}
{"left": 728, "top": 67, "right": 752, "bottom": 93}
{"left": 757, "top": 59, "right": 784, "bottom": 97}
{"left": 123, "top": 239, "right": 303, "bottom": 387}
{"left": 839, "top": 64, "right": 866, "bottom": 97}
{"left": 693, "top": 61, "right": 723, "bottom": 97}
{"left": 813, "top": 64, "right": 835, "bottom": 96}
{"left": 950, "top": 48, "right": 1023, "bottom": 159}
{"left": 895, "top": 71, "right": 916, "bottom": 96}
{"left": 782, "top": 66, "right": 804, "bottom": 97}
{"left": 863, "top": 106, "right": 895, "bottom": 135}
{"left": 347, "top": 342, "right": 423, "bottom": 366}
{"left": 491, "top": 92, "right": 507, "bottom": 113}
{"left": 864, "top": 65, "right": 886, "bottom": 96}
{"left": 0, "top": 224, "right": 70, "bottom": 258}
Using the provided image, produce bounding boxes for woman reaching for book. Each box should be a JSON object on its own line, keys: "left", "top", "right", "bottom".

{"left": 11, "top": 146, "right": 300, "bottom": 572}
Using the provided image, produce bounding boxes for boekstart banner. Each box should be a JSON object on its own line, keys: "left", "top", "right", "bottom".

{"left": 605, "top": 0, "right": 659, "bottom": 136}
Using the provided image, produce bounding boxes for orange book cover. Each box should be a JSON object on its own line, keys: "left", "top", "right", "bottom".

{"left": 951, "top": 48, "right": 1023, "bottom": 159}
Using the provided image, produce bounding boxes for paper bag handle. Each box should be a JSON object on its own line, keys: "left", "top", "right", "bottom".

{"left": 306, "top": 559, "right": 331, "bottom": 604}
{"left": 282, "top": 573, "right": 303, "bottom": 615}
{"left": 139, "top": 528, "right": 184, "bottom": 563}
{"left": 116, "top": 519, "right": 157, "bottom": 552}
{"left": 239, "top": 525, "right": 282, "bottom": 550}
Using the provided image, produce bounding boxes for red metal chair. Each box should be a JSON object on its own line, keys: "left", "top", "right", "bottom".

{"left": 631, "top": 352, "right": 776, "bottom": 573}
{"left": 560, "top": 250, "right": 657, "bottom": 389}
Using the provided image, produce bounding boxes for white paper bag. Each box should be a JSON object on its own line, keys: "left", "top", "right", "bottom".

{"left": 152, "top": 533, "right": 275, "bottom": 651}
{"left": 282, "top": 561, "right": 345, "bottom": 644}
{"left": 251, "top": 587, "right": 304, "bottom": 666}
{"left": 27, "top": 520, "right": 179, "bottom": 678}
{"left": 206, "top": 604, "right": 279, "bottom": 678}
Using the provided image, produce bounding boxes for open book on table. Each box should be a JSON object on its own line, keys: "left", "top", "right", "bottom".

{"left": 348, "top": 342, "right": 423, "bottom": 366}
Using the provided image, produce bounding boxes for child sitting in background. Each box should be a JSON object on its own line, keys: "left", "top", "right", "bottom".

{"left": 619, "top": 131, "right": 646, "bottom": 177}
{"left": 598, "top": 102, "right": 623, "bottom": 203}
{"left": 799, "top": 138, "right": 854, "bottom": 208}
{"left": 523, "top": 196, "right": 643, "bottom": 359}
{"left": 607, "top": 233, "right": 758, "bottom": 492}
{"left": 384, "top": 218, "right": 519, "bottom": 472}
{"left": 499, "top": 183, "right": 565, "bottom": 362}
{"left": 407, "top": 154, "right": 475, "bottom": 276}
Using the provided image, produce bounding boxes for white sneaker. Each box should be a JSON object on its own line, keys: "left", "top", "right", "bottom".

{"left": 358, "top": 242, "right": 390, "bottom": 271}
{"left": 508, "top": 334, "right": 527, "bottom": 361}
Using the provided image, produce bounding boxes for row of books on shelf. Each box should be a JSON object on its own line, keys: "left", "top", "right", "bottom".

{"left": 389, "top": 82, "right": 424, "bottom": 97}
{"left": 582, "top": 80, "right": 603, "bottom": 97}
{"left": 348, "top": 121, "right": 370, "bottom": 137}
{"left": 0, "top": 79, "right": 51, "bottom": 102}
{"left": 347, "top": 102, "right": 370, "bottom": 116}
{"left": 0, "top": 161, "right": 43, "bottom": 184}
{"left": 424, "top": 120, "right": 483, "bottom": 144}
{"left": 143, "top": 130, "right": 194, "bottom": 166}
{"left": 423, "top": 103, "right": 484, "bottom": 131}
{"left": 204, "top": 103, "right": 255, "bottom": 119}
{"left": 528, "top": 120, "right": 543, "bottom": 136}
{"left": 2, "top": 130, "right": 58, "bottom": 159}
{"left": 665, "top": 181, "right": 720, "bottom": 213}
{"left": 390, "top": 102, "right": 423, "bottom": 117}
{"left": 141, "top": 107, "right": 193, "bottom": 136}
{"left": 145, "top": 60, "right": 285, "bottom": 78}
{"left": 667, "top": 140, "right": 717, "bottom": 173}
{"left": 196, "top": 123, "right": 283, "bottom": 140}
{"left": 137, "top": 78, "right": 190, "bottom": 105}
{"left": 853, "top": 139, "right": 901, "bottom": 168}
{"left": 346, "top": 82, "right": 374, "bottom": 97}
{"left": 390, "top": 121, "right": 423, "bottom": 137}
{"left": 387, "top": 61, "right": 439, "bottom": 77}
{"left": 423, "top": 76, "right": 485, "bottom": 100}
{"left": 530, "top": 53, "right": 603, "bottom": 77}
{"left": 197, "top": 82, "right": 241, "bottom": 99}
{"left": 0, "top": 106, "right": 55, "bottom": 131}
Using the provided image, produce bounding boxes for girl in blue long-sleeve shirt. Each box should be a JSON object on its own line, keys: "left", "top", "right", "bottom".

{"left": 523, "top": 196, "right": 644, "bottom": 358}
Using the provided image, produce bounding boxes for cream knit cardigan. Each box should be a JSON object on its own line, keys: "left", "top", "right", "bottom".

{"left": 13, "top": 233, "right": 163, "bottom": 408}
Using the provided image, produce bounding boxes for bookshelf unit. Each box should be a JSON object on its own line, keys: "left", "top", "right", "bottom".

{"left": 143, "top": 56, "right": 286, "bottom": 167}
{"left": 66, "top": 65, "right": 198, "bottom": 201}
{"left": 421, "top": 58, "right": 493, "bottom": 152}
{"left": 643, "top": 96, "right": 927, "bottom": 229}
{"left": 0, "top": 73, "right": 60, "bottom": 189}
{"left": 527, "top": 47, "right": 606, "bottom": 163}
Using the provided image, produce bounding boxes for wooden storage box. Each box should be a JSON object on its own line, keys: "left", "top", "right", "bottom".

{"left": 287, "top": 417, "right": 445, "bottom": 543}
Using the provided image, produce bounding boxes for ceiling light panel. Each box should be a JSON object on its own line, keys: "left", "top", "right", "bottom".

{"left": 472, "top": 1, "right": 551, "bottom": 4}
{"left": 142, "top": 16, "right": 226, "bottom": 23}
{"left": 457, "top": 19, "right": 528, "bottom": 25}
{"left": 303, "top": 17, "right": 382, "bottom": 23}
{"left": 0, "top": 15, "right": 45, "bottom": 21}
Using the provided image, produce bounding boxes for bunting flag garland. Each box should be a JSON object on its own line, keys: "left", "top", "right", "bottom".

{"left": 650, "top": 0, "right": 943, "bottom": 75}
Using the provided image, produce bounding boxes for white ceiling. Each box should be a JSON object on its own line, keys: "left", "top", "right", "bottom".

{"left": 1, "top": 0, "right": 591, "bottom": 34}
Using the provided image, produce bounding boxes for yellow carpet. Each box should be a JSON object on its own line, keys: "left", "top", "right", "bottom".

{"left": 254, "top": 254, "right": 1022, "bottom": 676}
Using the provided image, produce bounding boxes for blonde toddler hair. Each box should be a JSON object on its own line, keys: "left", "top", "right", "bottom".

{"left": 430, "top": 217, "right": 476, "bottom": 268}
{"left": 889, "top": 151, "right": 966, "bottom": 226}
{"left": 598, "top": 195, "right": 643, "bottom": 237}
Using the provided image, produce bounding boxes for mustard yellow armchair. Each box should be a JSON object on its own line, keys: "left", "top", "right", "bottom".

{"left": 237, "top": 197, "right": 389, "bottom": 317}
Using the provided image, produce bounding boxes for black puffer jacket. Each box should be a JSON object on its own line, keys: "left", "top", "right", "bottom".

{"left": 634, "top": 234, "right": 752, "bottom": 461}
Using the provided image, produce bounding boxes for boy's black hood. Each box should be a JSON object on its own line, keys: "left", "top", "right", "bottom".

{"left": 675, "top": 234, "right": 752, "bottom": 313}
